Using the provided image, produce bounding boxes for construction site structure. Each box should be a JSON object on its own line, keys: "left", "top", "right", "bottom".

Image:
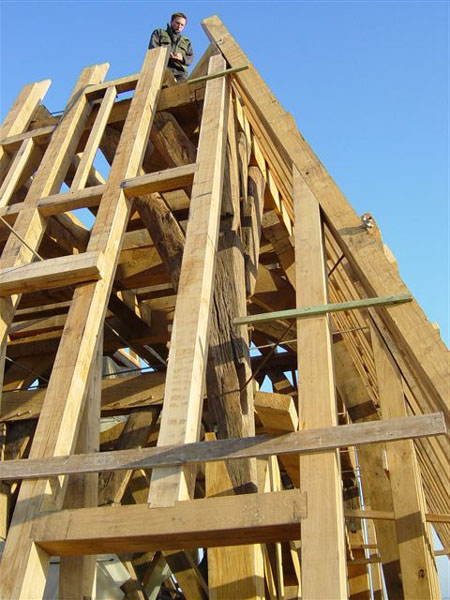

{"left": 0, "top": 14, "right": 448, "bottom": 600}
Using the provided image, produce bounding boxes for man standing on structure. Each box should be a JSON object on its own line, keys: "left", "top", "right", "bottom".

{"left": 149, "top": 12, "right": 194, "bottom": 82}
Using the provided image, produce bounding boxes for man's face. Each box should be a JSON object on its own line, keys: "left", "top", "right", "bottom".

{"left": 171, "top": 16, "right": 186, "bottom": 33}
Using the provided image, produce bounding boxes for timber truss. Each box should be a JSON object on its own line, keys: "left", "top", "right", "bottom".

{"left": 0, "top": 15, "right": 448, "bottom": 600}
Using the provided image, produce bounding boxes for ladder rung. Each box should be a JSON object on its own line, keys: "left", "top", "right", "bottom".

{"left": 0, "top": 251, "right": 105, "bottom": 296}
{"left": 121, "top": 162, "right": 198, "bottom": 197}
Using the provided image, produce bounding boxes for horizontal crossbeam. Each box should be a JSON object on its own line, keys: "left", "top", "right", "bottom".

{"left": 0, "top": 412, "right": 445, "bottom": 481}
{"left": 0, "top": 251, "right": 104, "bottom": 296}
{"left": 0, "top": 164, "right": 199, "bottom": 221}
{"left": 344, "top": 508, "right": 450, "bottom": 523}
{"left": 32, "top": 489, "right": 306, "bottom": 555}
{"left": 121, "top": 162, "right": 198, "bottom": 197}
{"left": 187, "top": 64, "right": 248, "bottom": 85}
{"left": 233, "top": 293, "right": 412, "bottom": 325}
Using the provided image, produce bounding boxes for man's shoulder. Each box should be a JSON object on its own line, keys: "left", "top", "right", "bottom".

{"left": 181, "top": 34, "right": 192, "bottom": 44}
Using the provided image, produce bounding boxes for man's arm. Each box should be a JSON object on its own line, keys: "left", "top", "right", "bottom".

{"left": 148, "top": 29, "right": 160, "bottom": 50}
{"left": 183, "top": 41, "right": 194, "bottom": 66}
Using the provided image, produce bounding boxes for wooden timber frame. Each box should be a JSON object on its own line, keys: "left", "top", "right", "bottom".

{"left": 0, "top": 14, "right": 448, "bottom": 600}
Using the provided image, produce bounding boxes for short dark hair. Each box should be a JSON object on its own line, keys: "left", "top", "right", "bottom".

{"left": 171, "top": 12, "right": 187, "bottom": 21}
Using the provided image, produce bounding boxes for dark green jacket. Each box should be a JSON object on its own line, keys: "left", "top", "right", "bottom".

{"left": 148, "top": 24, "right": 194, "bottom": 74}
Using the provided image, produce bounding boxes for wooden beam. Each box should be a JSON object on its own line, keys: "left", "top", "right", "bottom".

{"left": 234, "top": 293, "right": 412, "bottom": 325}
{"left": 148, "top": 54, "right": 229, "bottom": 507}
{"left": 345, "top": 509, "right": 450, "bottom": 523}
{"left": 293, "top": 167, "right": 347, "bottom": 598}
{"left": 3, "top": 163, "right": 197, "bottom": 219}
{"left": 0, "top": 413, "right": 445, "bottom": 481}
{"left": 59, "top": 335, "right": 102, "bottom": 600}
{"left": 32, "top": 490, "right": 306, "bottom": 556}
{"left": 0, "top": 376, "right": 295, "bottom": 423}
{"left": 205, "top": 432, "right": 264, "bottom": 599}
{"left": 242, "top": 165, "right": 265, "bottom": 297}
{"left": 0, "top": 137, "right": 36, "bottom": 208}
{"left": 122, "top": 163, "right": 198, "bottom": 197}
{"left": 0, "top": 251, "right": 104, "bottom": 296}
{"left": 204, "top": 86, "right": 258, "bottom": 494}
{"left": 255, "top": 391, "right": 298, "bottom": 433}
{"left": 334, "top": 338, "right": 403, "bottom": 598}
{"left": 98, "top": 408, "right": 158, "bottom": 507}
{"left": 371, "top": 325, "right": 441, "bottom": 597}
{"left": 70, "top": 85, "right": 117, "bottom": 191}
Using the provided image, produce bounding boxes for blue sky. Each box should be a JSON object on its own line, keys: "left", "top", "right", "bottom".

{"left": 0, "top": 1, "right": 449, "bottom": 593}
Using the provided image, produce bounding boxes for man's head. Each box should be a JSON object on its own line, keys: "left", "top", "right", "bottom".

{"left": 170, "top": 12, "right": 187, "bottom": 34}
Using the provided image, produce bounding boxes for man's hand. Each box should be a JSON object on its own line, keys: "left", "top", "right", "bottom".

{"left": 170, "top": 52, "right": 183, "bottom": 62}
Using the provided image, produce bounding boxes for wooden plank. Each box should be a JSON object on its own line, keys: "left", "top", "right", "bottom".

{"left": 242, "top": 165, "right": 265, "bottom": 296}
{"left": 0, "top": 48, "right": 168, "bottom": 600}
{"left": 294, "top": 167, "right": 347, "bottom": 598}
{"left": 84, "top": 73, "right": 139, "bottom": 98}
{"left": 0, "top": 378, "right": 292, "bottom": 423}
{"left": 121, "top": 162, "right": 198, "bottom": 197}
{"left": 234, "top": 293, "right": 412, "bottom": 325}
{"left": 59, "top": 335, "right": 102, "bottom": 600}
{"left": 255, "top": 391, "right": 298, "bottom": 433}
{"left": 262, "top": 209, "right": 296, "bottom": 287}
{"left": 0, "top": 137, "right": 35, "bottom": 207}
{"left": 0, "top": 423, "right": 7, "bottom": 541}
{"left": 0, "top": 125, "right": 55, "bottom": 153}
{"left": 148, "top": 54, "right": 229, "bottom": 507}
{"left": 32, "top": 490, "right": 307, "bottom": 555}
{"left": 38, "top": 184, "right": 106, "bottom": 216}
{"left": 334, "top": 338, "right": 403, "bottom": 598}
{"left": 371, "top": 325, "right": 441, "bottom": 598}
{"left": 0, "top": 80, "right": 51, "bottom": 140}
{"left": 0, "top": 413, "right": 444, "bottom": 481}
{"left": 98, "top": 408, "right": 158, "bottom": 506}
{"left": 70, "top": 85, "right": 117, "bottom": 191}
{"left": 205, "top": 431, "right": 264, "bottom": 599}
{"left": 0, "top": 250, "right": 104, "bottom": 296}
{"left": 344, "top": 509, "right": 450, "bottom": 523}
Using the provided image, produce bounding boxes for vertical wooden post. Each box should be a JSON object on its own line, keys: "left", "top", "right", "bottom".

{"left": 148, "top": 54, "right": 229, "bottom": 508}
{"left": 205, "top": 432, "right": 264, "bottom": 600}
{"left": 294, "top": 167, "right": 347, "bottom": 598}
{"left": 205, "top": 90, "right": 258, "bottom": 493}
{"left": 0, "top": 422, "right": 8, "bottom": 543}
{"left": 371, "top": 325, "right": 441, "bottom": 598}
{"left": 334, "top": 338, "right": 402, "bottom": 598}
{"left": 59, "top": 335, "right": 102, "bottom": 599}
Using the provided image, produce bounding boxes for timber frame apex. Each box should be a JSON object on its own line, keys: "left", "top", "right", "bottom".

{"left": 0, "top": 15, "right": 448, "bottom": 600}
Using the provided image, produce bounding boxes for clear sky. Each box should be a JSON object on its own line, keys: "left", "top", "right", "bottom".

{"left": 1, "top": 0, "right": 449, "bottom": 591}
